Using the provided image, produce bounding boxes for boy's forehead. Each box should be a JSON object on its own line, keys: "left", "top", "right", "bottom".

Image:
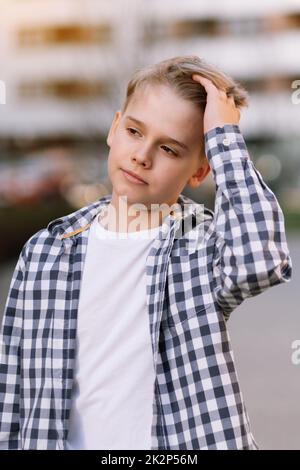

{"left": 128, "top": 83, "right": 191, "bottom": 111}
{"left": 124, "top": 83, "right": 203, "bottom": 137}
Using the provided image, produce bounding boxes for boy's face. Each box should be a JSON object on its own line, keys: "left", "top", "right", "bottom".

{"left": 106, "top": 83, "right": 210, "bottom": 210}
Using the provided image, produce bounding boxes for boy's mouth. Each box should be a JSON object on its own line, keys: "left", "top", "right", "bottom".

{"left": 121, "top": 169, "right": 148, "bottom": 185}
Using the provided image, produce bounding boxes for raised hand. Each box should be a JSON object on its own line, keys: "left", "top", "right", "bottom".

{"left": 192, "top": 74, "right": 241, "bottom": 134}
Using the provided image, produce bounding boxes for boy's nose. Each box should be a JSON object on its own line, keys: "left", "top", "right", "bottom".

{"left": 131, "top": 148, "right": 152, "bottom": 168}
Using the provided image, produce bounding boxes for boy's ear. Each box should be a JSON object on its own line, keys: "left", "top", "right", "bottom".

{"left": 106, "top": 110, "right": 122, "bottom": 147}
{"left": 187, "top": 159, "right": 211, "bottom": 189}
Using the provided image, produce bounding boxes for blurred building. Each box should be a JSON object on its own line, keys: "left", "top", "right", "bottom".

{"left": 0, "top": 0, "right": 299, "bottom": 210}
{"left": 0, "top": 0, "right": 143, "bottom": 140}
{"left": 1, "top": 0, "right": 299, "bottom": 138}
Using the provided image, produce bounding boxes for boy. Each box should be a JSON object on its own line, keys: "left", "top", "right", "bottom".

{"left": 0, "top": 56, "right": 292, "bottom": 450}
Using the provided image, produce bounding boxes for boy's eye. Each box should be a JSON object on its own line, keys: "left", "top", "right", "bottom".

{"left": 126, "top": 127, "right": 140, "bottom": 136}
{"left": 161, "top": 145, "right": 177, "bottom": 156}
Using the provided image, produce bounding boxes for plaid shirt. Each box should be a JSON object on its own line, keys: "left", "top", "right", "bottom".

{"left": 0, "top": 125, "right": 292, "bottom": 450}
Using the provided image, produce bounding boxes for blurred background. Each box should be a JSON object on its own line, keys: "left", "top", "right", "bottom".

{"left": 0, "top": 0, "right": 299, "bottom": 450}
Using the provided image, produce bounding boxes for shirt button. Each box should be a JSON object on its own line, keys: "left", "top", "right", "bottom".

{"left": 222, "top": 138, "right": 231, "bottom": 146}
{"left": 54, "top": 370, "right": 63, "bottom": 379}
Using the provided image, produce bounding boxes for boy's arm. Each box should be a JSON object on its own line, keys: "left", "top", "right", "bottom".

{"left": 0, "top": 243, "right": 27, "bottom": 449}
{"left": 205, "top": 124, "right": 292, "bottom": 316}
{"left": 191, "top": 73, "right": 292, "bottom": 317}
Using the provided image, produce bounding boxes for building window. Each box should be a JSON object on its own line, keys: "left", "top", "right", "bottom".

{"left": 18, "top": 24, "right": 111, "bottom": 47}
{"left": 19, "top": 80, "right": 110, "bottom": 100}
{"left": 144, "top": 13, "right": 300, "bottom": 43}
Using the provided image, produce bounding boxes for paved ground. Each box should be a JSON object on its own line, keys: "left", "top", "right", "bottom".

{"left": 227, "top": 233, "right": 300, "bottom": 450}
{"left": 0, "top": 233, "right": 299, "bottom": 450}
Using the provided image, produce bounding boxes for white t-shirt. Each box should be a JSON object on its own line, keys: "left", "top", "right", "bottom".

{"left": 65, "top": 212, "right": 160, "bottom": 450}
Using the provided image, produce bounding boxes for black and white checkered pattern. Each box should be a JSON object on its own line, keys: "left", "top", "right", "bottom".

{"left": 0, "top": 125, "right": 292, "bottom": 449}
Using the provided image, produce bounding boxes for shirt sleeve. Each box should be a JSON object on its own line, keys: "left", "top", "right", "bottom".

{"left": 0, "top": 243, "right": 28, "bottom": 449}
{"left": 205, "top": 124, "right": 292, "bottom": 317}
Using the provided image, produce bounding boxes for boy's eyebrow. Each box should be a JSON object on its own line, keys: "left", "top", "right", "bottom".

{"left": 125, "top": 115, "right": 190, "bottom": 151}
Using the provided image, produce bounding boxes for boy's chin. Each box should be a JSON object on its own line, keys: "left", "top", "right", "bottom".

{"left": 112, "top": 187, "right": 147, "bottom": 205}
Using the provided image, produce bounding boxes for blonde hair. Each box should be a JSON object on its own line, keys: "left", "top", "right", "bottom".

{"left": 121, "top": 55, "right": 249, "bottom": 115}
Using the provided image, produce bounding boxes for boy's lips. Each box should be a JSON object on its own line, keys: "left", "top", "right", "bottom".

{"left": 121, "top": 169, "right": 148, "bottom": 184}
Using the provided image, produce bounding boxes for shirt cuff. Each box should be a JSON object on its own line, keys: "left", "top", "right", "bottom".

{"left": 204, "top": 124, "right": 250, "bottom": 168}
